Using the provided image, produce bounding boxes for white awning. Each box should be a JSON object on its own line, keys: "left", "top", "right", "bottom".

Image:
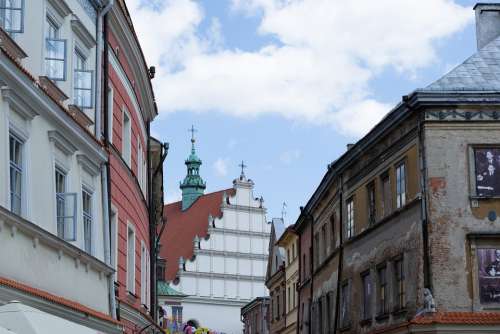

{"left": 0, "top": 301, "right": 103, "bottom": 334}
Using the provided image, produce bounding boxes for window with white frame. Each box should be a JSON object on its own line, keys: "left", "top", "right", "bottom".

{"left": 107, "top": 85, "right": 114, "bottom": 143}
{"left": 0, "top": 0, "right": 24, "bottom": 34}
{"left": 9, "top": 132, "right": 23, "bottom": 215}
{"left": 45, "top": 16, "right": 66, "bottom": 81}
{"left": 141, "top": 241, "right": 147, "bottom": 305}
{"left": 82, "top": 187, "right": 92, "bottom": 254}
{"left": 346, "top": 197, "right": 354, "bottom": 239}
{"left": 73, "top": 49, "right": 93, "bottom": 108}
{"left": 122, "top": 109, "right": 131, "bottom": 166}
{"left": 137, "top": 138, "right": 144, "bottom": 192}
{"left": 55, "top": 168, "right": 76, "bottom": 241}
{"left": 127, "top": 225, "right": 136, "bottom": 293}
{"left": 110, "top": 208, "right": 118, "bottom": 270}
{"left": 396, "top": 162, "right": 406, "bottom": 209}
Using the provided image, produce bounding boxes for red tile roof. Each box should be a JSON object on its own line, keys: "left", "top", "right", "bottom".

{"left": 411, "top": 311, "right": 500, "bottom": 325}
{"left": 160, "top": 188, "right": 235, "bottom": 281}
{"left": 0, "top": 275, "right": 120, "bottom": 326}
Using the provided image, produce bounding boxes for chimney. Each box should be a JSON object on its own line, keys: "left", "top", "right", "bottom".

{"left": 474, "top": 3, "right": 500, "bottom": 50}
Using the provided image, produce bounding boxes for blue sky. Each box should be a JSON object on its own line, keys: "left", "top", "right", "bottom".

{"left": 129, "top": 0, "right": 478, "bottom": 223}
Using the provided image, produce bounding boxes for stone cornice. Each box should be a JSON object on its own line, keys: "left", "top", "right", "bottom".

{"left": 77, "top": 154, "right": 100, "bottom": 176}
{"left": 207, "top": 226, "right": 270, "bottom": 238}
{"left": 1, "top": 86, "right": 38, "bottom": 120}
{"left": 0, "top": 205, "right": 113, "bottom": 276}
{"left": 71, "top": 15, "right": 96, "bottom": 49}
{"left": 48, "top": 130, "right": 78, "bottom": 156}
{"left": 180, "top": 270, "right": 266, "bottom": 282}
{"left": 195, "top": 248, "right": 268, "bottom": 260}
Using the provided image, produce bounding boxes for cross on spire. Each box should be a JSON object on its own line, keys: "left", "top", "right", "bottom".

{"left": 188, "top": 125, "right": 198, "bottom": 143}
{"left": 281, "top": 202, "right": 287, "bottom": 220}
{"left": 239, "top": 160, "right": 247, "bottom": 178}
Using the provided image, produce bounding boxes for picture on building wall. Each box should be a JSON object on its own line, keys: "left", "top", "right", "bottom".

{"left": 477, "top": 249, "right": 500, "bottom": 303}
{"left": 475, "top": 148, "right": 500, "bottom": 196}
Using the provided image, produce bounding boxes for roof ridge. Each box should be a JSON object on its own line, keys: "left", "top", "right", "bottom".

{"left": 165, "top": 187, "right": 234, "bottom": 206}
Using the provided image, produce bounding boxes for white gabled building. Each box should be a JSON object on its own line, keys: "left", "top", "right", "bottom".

{"left": 159, "top": 136, "right": 271, "bottom": 334}
{"left": 0, "top": 1, "right": 119, "bottom": 333}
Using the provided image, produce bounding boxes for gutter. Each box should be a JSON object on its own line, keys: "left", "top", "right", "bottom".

{"left": 333, "top": 175, "right": 343, "bottom": 334}
{"left": 95, "top": 0, "right": 114, "bottom": 139}
{"left": 411, "top": 97, "right": 432, "bottom": 291}
{"left": 98, "top": 0, "right": 117, "bottom": 320}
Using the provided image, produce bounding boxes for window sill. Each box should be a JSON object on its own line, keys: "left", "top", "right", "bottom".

{"left": 392, "top": 307, "right": 407, "bottom": 317}
{"left": 359, "top": 318, "right": 372, "bottom": 327}
{"left": 375, "top": 313, "right": 390, "bottom": 321}
{"left": 339, "top": 323, "right": 351, "bottom": 332}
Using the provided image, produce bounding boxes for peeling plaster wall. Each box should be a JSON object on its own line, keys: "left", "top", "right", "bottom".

{"left": 424, "top": 120, "right": 500, "bottom": 311}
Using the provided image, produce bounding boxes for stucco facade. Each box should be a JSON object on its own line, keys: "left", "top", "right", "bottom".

{"left": 294, "top": 4, "right": 500, "bottom": 334}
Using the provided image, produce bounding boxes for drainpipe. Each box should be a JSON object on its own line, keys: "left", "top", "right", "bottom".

{"left": 333, "top": 175, "right": 343, "bottom": 334}
{"left": 413, "top": 99, "right": 432, "bottom": 291}
{"left": 95, "top": 0, "right": 114, "bottom": 139}
{"left": 98, "top": 0, "right": 116, "bottom": 319}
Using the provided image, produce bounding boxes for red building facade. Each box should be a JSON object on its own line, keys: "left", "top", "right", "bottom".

{"left": 106, "top": 2, "right": 158, "bottom": 332}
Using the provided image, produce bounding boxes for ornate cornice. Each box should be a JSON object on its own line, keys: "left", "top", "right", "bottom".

{"left": 1, "top": 86, "right": 38, "bottom": 120}
{"left": 425, "top": 109, "right": 500, "bottom": 121}
{"left": 48, "top": 130, "right": 78, "bottom": 156}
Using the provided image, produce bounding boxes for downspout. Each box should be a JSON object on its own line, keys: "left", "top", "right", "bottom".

{"left": 333, "top": 174, "right": 343, "bottom": 334}
{"left": 307, "top": 211, "right": 313, "bottom": 334}
{"left": 98, "top": 0, "right": 116, "bottom": 319}
{"left": 413, "top": 99, "right": 432, "bottom": 291}
{"left": 147, "top": 122, "right": 155, "bottom": 322}
{"left": 95, "top": 0, "right": 114, "bottom": 139}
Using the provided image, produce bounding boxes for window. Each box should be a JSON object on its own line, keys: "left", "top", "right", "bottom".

{"left": 73, "top": 49, "right": 93, "bottom": 108}
{"left": 394, "top": 257, "right": 405, "bottom": 310}
{"left": 55, "top": 168, "right": 76, "bottom": 241}
{"left": 362, "top": 271, "right": 372, "bottom": 320}
{"left": 45, "top": 16, "right": 66, "bottom": 80}
{"left": 276, "top": 292, "right": 280, "bottom": 320}
{"left": 292, "top": 242, "right": 296, "bottom": 259}
{"left": 283, "top": 291, "right": 286, "bottom": 316}
{"left": 82, "top": 188, "right": 92, "bottom": 254}
{"left": 127, "top": 225, "right": 136, "bottom": 292}
{"left": 0, "top": 0, "right": 24, "bottom": 33}
{"left": 346, "top": 198, "right": 354, "bottom": 239}
{"left": 288, "top": 286, "right": 291, "bottom": 312}
{"left": 141, "top": 242, "right": 147, "bottom": 305}
{"left": 396, "top": 163, "right": 406, "bottom": 208}
{"left": 302, "top": 253, "right": 306, "bottom": 280}
{"left": 122, "top": 109, "right": 131, "bottom": 165}
{"left": 321, "top": 225, "right": 327, "bottom": 261}
{"left": 9, "top": 133, "right": 22, "bottom": 215}
{"left": 377, "top": 265, "right": 388, "bottom": 315}
{"left": 107, "top": 86, "right": 114, "bottom": 143}
{"left": 330, "top": 214, "right": 335, "bottom": 251}
{"left": 110, "top": 208, "right": 118, "bottom": 270}
{"left": 287, "top": 249, "right": 290, "bottom": 265}
{"left": 367, "top": 182, "right": 376, "bottom": 225}
{"left": 340, "top": 281, "right": 350, "bottom": 327}
{"left": 172, "top": 306, "right": 183, "bottom": 324}
{"left": 314, "top": 233, "right": 319, "bottom": 269}
{"left": 381, "top": 173, "right": 391, "bottom": 217}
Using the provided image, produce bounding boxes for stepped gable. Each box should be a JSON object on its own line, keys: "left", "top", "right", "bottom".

{"left": 161, "top": 188, "right": 236, "bottom": 281}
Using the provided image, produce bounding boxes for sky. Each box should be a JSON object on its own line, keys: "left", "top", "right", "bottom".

{"left": 127, "top": 0, "right": 478, "bottom": 224}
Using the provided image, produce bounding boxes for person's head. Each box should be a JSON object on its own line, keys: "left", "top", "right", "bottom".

{"left": 187, "top": 320, "right": 196, "bottom": 327}
{"left": 495, "top": 249, "right": 500, "bottom": 259}
{"left": 487, "top": 151, "right": 494, "bottom": 160}
{"left": 488, "top": 164, "right": 495, "bottom": 174}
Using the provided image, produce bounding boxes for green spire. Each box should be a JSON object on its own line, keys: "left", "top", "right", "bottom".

{"left": 180, "top": 125, "right": 206, "bottom": 210}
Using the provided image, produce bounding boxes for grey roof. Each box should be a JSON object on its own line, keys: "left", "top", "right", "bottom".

{"left": 425, "top": 34, "right": 500, "bottom": 91}
{"left": 272, "top": 218, "right": 285, "bottom": 240}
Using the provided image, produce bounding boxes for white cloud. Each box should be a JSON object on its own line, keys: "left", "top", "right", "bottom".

{"left": 280, "top": 149, "right": 301, "bottom": 165}
{"left": 128, "top": 0, "right": 472, "bottom": 137}
{"left": 213, "top": 158, "right": 230, "bottom": 177}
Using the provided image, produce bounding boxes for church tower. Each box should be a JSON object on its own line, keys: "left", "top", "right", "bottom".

{"left": 180, "top": 126, "right": 206, "bottom": 210}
